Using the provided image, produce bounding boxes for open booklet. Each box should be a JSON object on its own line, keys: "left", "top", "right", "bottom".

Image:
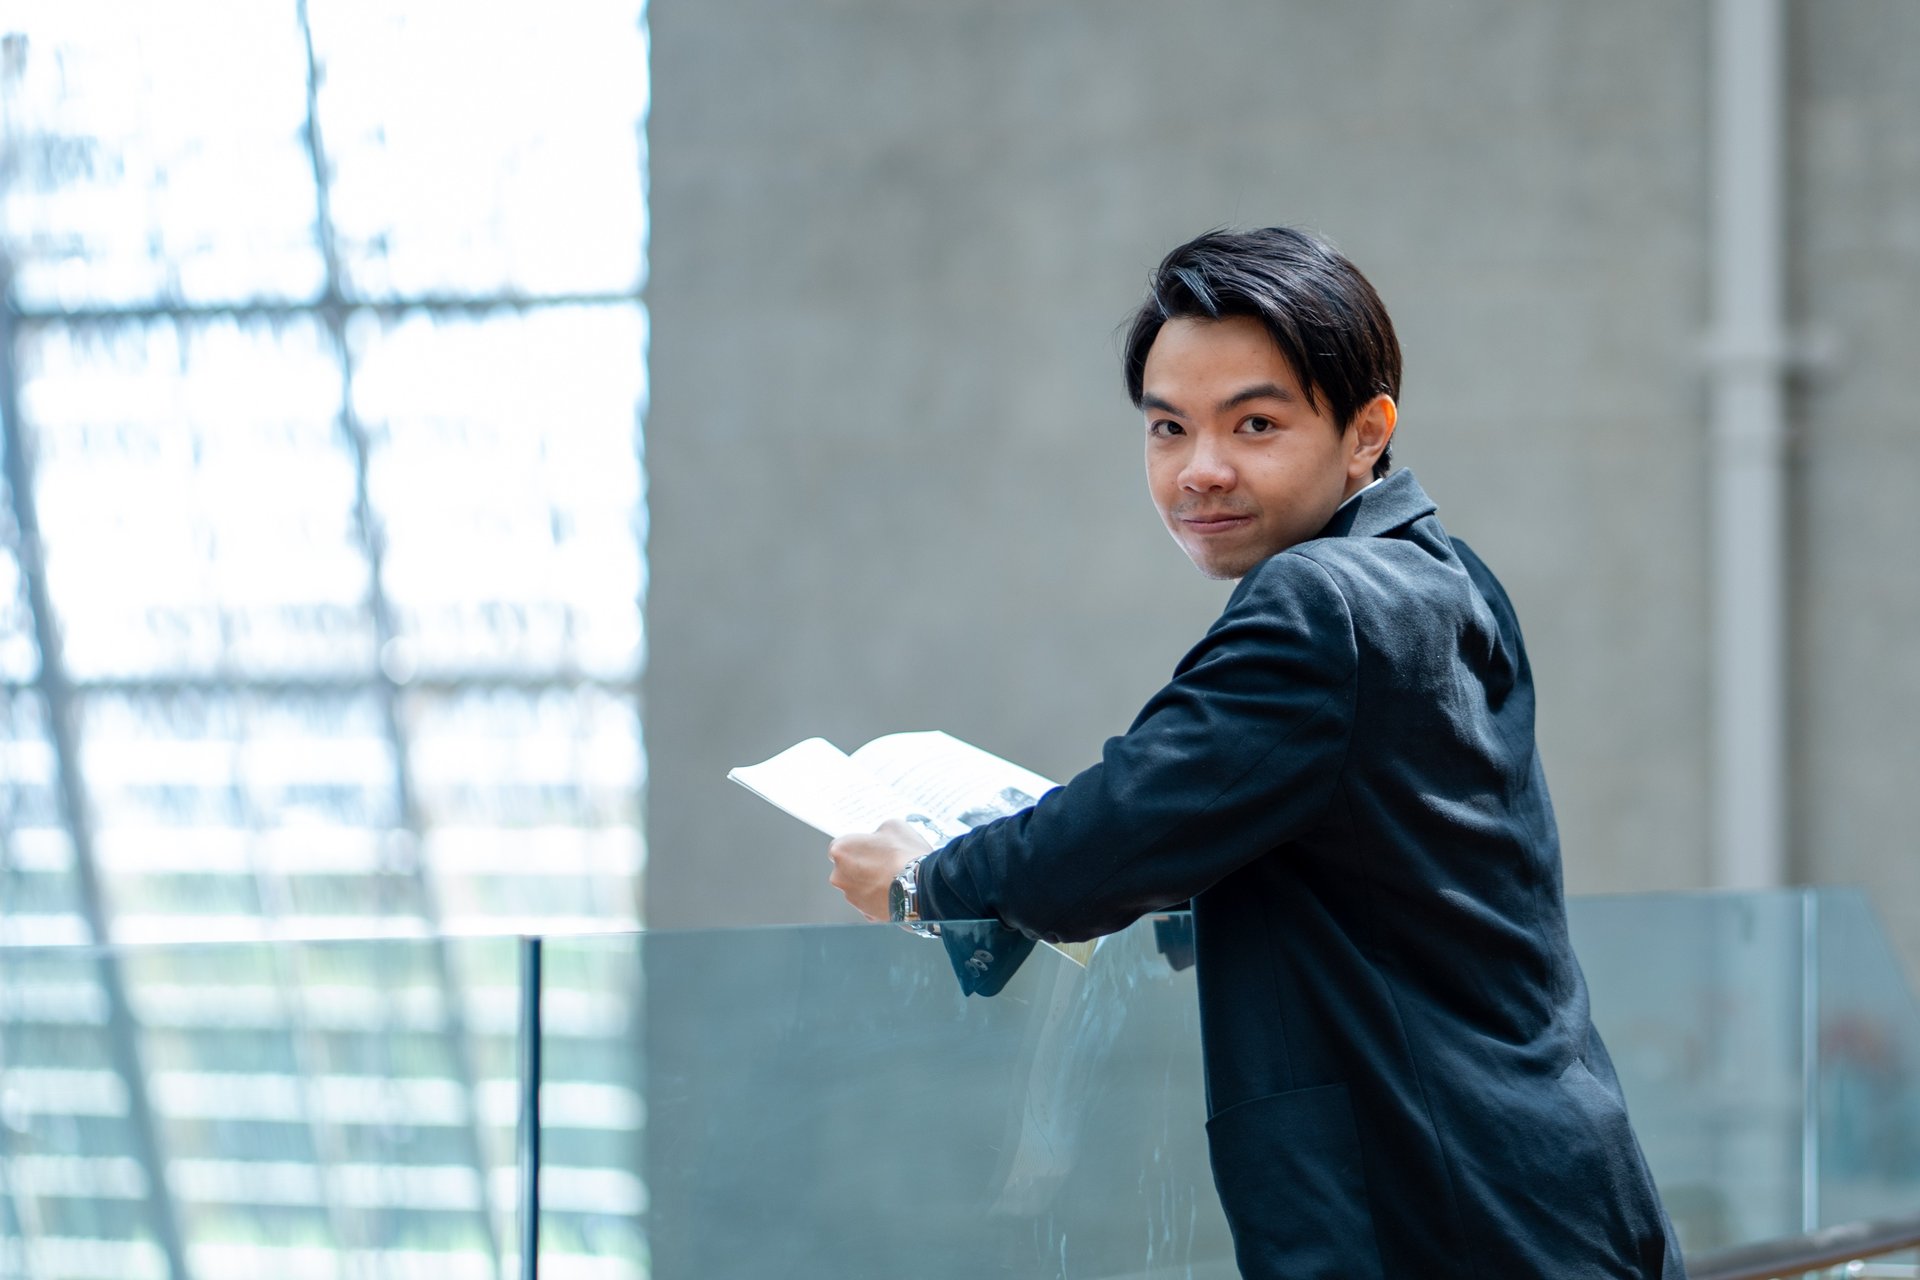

{"left": 728, "top": 730, "right": 1098, "bottom": 966}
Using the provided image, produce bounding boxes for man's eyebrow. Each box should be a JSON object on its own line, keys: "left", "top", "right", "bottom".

{"left": 1218, "top": 382, "right": 1296, "bottom": 411}
{"left": 1141, "top": 383, "right": 1299, "bottom": 417}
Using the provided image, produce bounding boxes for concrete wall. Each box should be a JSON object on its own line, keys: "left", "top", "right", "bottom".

{"left": 1792, "top": 2, "right": 1920, "bottom": 959}
{"left": 644, "top": 1, "right": 1916, "bottom": 974}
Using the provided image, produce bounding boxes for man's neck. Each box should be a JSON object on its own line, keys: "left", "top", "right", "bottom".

{"left": 1336, "top": 475, "right": 1385, "bottom": 513}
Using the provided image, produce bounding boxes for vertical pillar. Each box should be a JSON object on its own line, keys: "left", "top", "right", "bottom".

{"left": 1708, "top": 0, "right": 1790, "bottom": 890}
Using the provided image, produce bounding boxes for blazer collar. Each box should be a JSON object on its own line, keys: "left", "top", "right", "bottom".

{"left": 1314, "top": 468, "right": 1437, "bottom": 541}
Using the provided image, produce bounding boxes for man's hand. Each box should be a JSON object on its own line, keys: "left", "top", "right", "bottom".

{"left": 828, "top": 819, "right": 932, "bottom": 922}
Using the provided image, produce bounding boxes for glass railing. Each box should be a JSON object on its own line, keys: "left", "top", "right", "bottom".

{"left": 623, "top": 915, "right": 1229, "bottom": 1278}
{"left": 1573, "top": 890, "right": 1920, "bottom": 1260}
{"left": 3, "top": 888, "right": 1917, "bottom": 1277}
{"left": 0, "top": 935, "right": 538, "bottom": 1278}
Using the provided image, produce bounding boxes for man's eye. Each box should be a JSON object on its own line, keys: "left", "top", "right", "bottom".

{"left": 1149, "top": 420, "right": 1184, "bottom": 437}
{"left": 1242, "top": 416, "right": 1277, "bottom": 434}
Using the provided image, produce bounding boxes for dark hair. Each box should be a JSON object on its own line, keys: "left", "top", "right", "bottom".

{"left": 1122, "top": 227, "right": 1402, "bottom": 479}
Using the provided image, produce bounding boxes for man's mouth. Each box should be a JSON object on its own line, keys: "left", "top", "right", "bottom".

{"left": 1179, "top": 512, "right": 1255, "bottom": 533}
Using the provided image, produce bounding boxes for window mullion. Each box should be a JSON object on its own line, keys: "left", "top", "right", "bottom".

{"left": 1, "top": 262, "right": 194, "bottom": 1280}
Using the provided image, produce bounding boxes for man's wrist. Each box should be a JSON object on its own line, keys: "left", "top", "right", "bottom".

{"left": 889, "top": 855, "right": 940, "bottom": 936}
{"left": 889, "top": 856, "right": 923, "bottom": 921}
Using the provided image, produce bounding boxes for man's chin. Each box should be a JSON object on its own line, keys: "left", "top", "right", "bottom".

{"left": 1184, "top": 546, "right": 1263, "bottom": 581}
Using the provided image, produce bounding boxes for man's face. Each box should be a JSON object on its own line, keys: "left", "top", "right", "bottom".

{"left": 1141, "top": 315, "right": 1376, "bottom": 580}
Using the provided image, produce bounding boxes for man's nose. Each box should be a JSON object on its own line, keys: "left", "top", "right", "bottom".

{"left": 1180, "top": 438, "right": 1235, "bottom": 491}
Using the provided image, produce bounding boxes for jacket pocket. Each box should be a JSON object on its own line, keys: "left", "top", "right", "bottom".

{"left": 1204, "top": 1081, "right": 1386, "bottom": 1280}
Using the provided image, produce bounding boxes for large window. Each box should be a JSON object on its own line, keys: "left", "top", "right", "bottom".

{"left": 1, "top": 3, "right": 649, "bottom": 1275}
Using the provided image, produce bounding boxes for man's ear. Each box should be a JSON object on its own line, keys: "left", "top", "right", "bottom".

{"left": 1350, "top": 395, "right": 1397, "bottom": 475}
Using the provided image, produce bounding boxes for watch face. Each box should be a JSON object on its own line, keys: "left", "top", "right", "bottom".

{"left": 888, "top": 874, "right": 908, "bottom": 923}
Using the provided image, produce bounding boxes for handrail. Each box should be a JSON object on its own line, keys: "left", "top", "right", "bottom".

{"left": 1689, "top": 1209, "right": 1920, "bottom": 1280}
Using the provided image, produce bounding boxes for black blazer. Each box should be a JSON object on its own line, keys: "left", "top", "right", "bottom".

{"left": 919, "top": 470, "right": 1685, "bottom": 1279}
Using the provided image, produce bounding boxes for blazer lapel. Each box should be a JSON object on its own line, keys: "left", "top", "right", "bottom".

{"left": 1314, "top": 468, "right": 1438, "bottom": 542}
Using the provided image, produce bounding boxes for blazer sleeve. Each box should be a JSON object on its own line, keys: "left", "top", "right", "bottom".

{"left": 916, "top": 551, "right": 1358, "bottom": 942}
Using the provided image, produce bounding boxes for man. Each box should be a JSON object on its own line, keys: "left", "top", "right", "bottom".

{"left": 829, "top": 227, "right": 1684, "bottom": 1279}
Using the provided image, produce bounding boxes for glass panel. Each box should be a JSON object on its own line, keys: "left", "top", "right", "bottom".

{"left": 0, "top": 947, "right": 156, "bottom": 1278}
{"left": 308, "top": 1, "right": 649, "bottom": 300}
{"left": 17, "top": 316, "right": 374, "bottom": 682}
{"left": 599, "top": 914, "right": 1237, "bottom": 1279}
{"left": 1571, "top": 891, "right": 1811, "bottom": 1254}
{"left": 0, "top": 935, "right": 523, "bottom": 1278}
{"left": 353, "top": 306, "right": 647, "bottom": 683}
{"left": 1816, "top": 889, "right": 1920, "bottom": 1227}
{"left": 618, "top": 895, "right": 1920, "bottom": 1273}
{"left": 0, "top": 1, "right": 324, "bottom": 310}
{"left": 532, "top": 933, "right": 647, "bottom": 1277}
{"left": 7, "top": 893, "right": 1919, "bottom": 1274}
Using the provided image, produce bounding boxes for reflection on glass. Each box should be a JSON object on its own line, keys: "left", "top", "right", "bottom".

{"left": 0, "top": 949, "right": 152, "bottom": 1273}
{"left": 1572, "top": 892, "right": 1809, "bottom": 1253}
{"left": 5, "top": 897, "right": 1920, "bottom": 1274}
{"left": 1816, "top": 891, "right": 1920, "bottom": 1228}
{"left": 535, "top": 935, "right": 648, "bottom": 1277}
{"left": 630, "top": 915, "right": 1234, "bottom": 1279}
{"left": 1, "top": 938, "right": 525, "bottom": 1277}
{"left": 1569, "top": 887, "right": 1920, "bottom": 1256}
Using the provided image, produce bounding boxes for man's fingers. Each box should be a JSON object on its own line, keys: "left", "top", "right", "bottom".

{"left": 826, "top": 825, "right": 922, "bottom": 922}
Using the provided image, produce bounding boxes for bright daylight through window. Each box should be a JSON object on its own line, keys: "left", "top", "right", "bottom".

{"left": 0, "top": 2, "right": 650, "bottom": 1275}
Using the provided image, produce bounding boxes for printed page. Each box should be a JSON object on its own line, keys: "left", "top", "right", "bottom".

{"left": 727, "top": 738, "right": 922, "bottom": 838}
{"left": 732, "top": 730, "right": 1097, "bottom": 967}
{"left": 853, "top": 732, "right": 1097, "bottom": 966}
{"left": 849, "top": 731, "right": 1059, "bottom": 832}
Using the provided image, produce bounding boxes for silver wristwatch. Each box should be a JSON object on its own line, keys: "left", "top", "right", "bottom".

{"left": 888, "top": 857, "right": 939, "bottom": 937}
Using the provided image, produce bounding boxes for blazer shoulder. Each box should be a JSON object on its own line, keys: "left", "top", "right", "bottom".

{"left": 1226, "top": 547, "right": 1358, "bottom": 636}
{"left": 1277, "top": 522, "right": 1495, "bottom": 656}
{"left": 1237, "top": 542, "right": 1352, "bottom": 601}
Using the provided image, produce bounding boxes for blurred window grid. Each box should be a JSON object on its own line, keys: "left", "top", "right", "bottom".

{"left": 1, "top": 3, "right": 650, "bottom": 1277}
